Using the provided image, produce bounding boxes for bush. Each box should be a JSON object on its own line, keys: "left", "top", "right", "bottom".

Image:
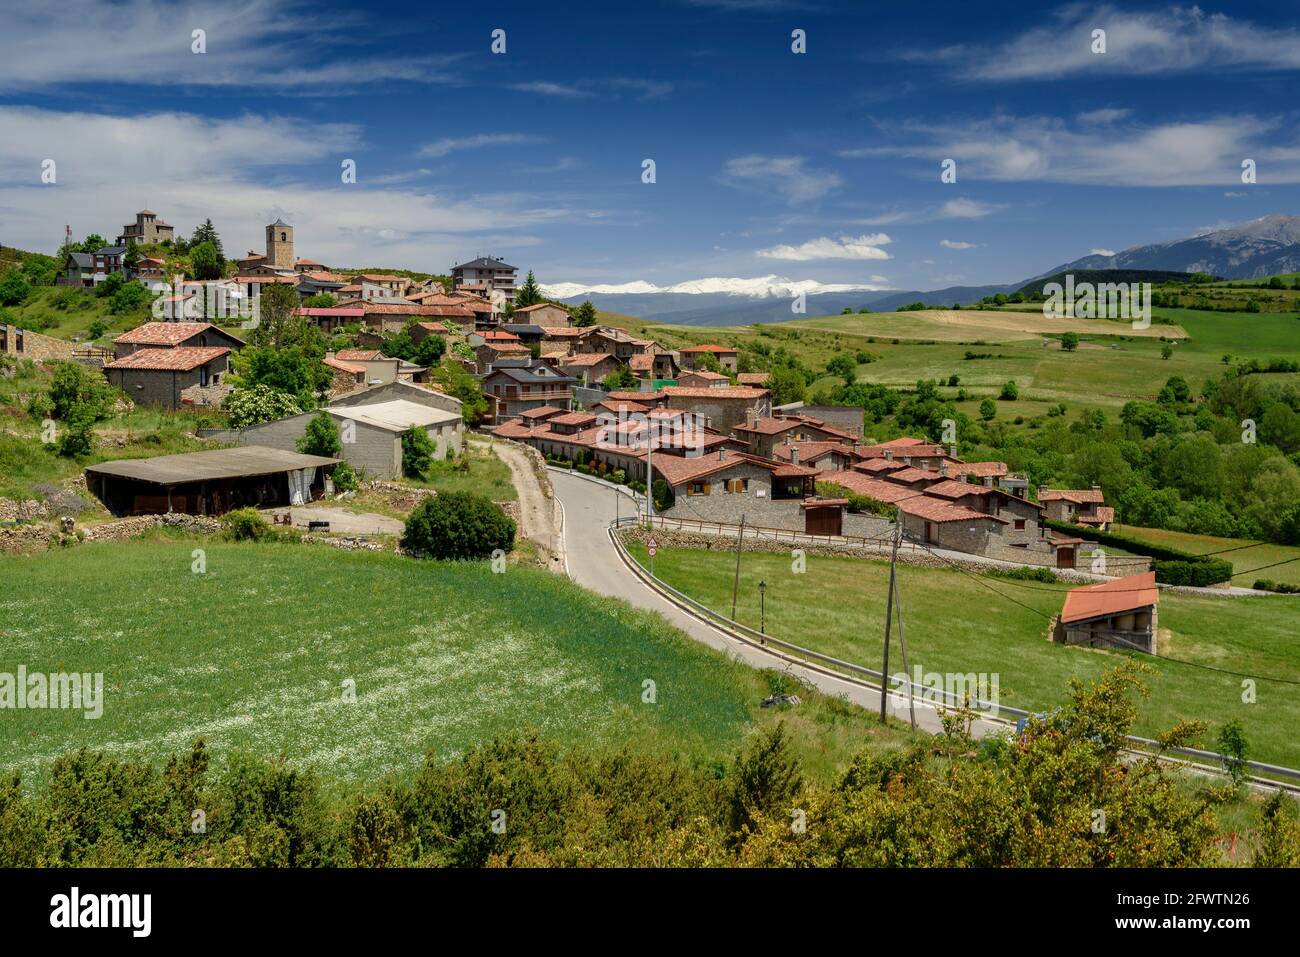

{"left": 297, "top": 411, "right": 342, "bottom": 457}
{"left": 1151, "top": 558, "right": 1235, "bottom": 587}
{"left": 223, "top": 507, "right": 270, "bottom": 542}
{"left": 1254, "top": 578, "right": 1300, "bottom": 594}
{"left": 223, "top": 385, "right": 303, "bottom": 428}
{"left": 401, "top": 491, "right": 516, "bottom": 560}
{"left": 401, "top": 426, "right": 437, "bottom": 479}
{"left": 0, "top": 271, "right": 31, "bottom": 306}
{"left": 999, "top": 380, "right": 1019, "bottom": 401}
{"left": 331, "top": 461, "right": 359, "bottom": 493}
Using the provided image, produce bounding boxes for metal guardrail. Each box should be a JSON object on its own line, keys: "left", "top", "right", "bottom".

{"left": 608, "top": 518, "right": 1300, "bottom": 789}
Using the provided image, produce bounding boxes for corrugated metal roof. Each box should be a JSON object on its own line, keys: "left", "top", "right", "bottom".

{"left": 87, "top": 446, "right": 339, "bottom": 485}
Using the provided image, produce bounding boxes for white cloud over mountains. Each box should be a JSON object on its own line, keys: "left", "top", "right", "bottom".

{"left": 0, "top": 107, "right": 589, "bottom": 270}
{"left": 755, "top": 233, "right": 892, "bottom": 261}
{"left": 540, "top": 275, "right": 891, "bottom": 299}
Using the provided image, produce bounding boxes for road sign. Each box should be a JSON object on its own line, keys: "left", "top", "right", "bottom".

{"left": 647, "top": 538, "right": 658, "bottom": 557}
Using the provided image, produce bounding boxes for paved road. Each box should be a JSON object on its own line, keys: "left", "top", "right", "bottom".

{"left": 550, "top": 469, "right": 1003, "bottom": 737}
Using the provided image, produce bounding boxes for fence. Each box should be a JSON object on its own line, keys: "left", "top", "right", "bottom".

{"left": 644, "top": 512, "right": 926, "bottom": 555}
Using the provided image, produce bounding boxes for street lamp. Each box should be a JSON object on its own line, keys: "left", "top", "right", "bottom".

{"left": 758, "top": 580, "right": 767, "bottom": 641}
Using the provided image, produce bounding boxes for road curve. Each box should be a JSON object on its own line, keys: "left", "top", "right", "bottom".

{"left": 550, "top": 468, "right": 1002, "bottom": 737}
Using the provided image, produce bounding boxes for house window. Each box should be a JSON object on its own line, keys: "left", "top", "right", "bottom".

{"left": 199, "top": 365, "right": 210, "bottom": 387}
{"left": 689, "top": 482, "right": 706, "bottom": 496}
{"left": 1014, "top": 519, "right": 1026, "bottom": 530}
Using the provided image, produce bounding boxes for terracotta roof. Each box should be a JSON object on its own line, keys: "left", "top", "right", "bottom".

{"left": 513, "top": 302, "right": 567, "bottom": 314}
{"left": 355, "top": 273, "right": 408, "bottom": 283}
{"left": 301, "top": 271, "right": 349, "bottom": 283}
{"left": 544, "top": 328, "right": 588, "bottom": 338}
{"left": 479, "top": 329, "right": 522, "bottom": 341}
{"left": 818, "top": 471, "right": 925, "bottom": 504}
{"left": 607, "top": 390, "right": 664, "bottom": 402}
{"left": 880, "top": 466, "right": 946, "bottom": 484}
{"left": 679, "top": 344, "right": 736, "bottom": 354}
{"left": 295, "top": 258, "right": 325, "bottom": 266}
{"left": 629, "top": 354, "right": 654, "bottom": 371}
{"left": 295, "top": 307, "right": 365, "bottom": 318}
{"left": 324, "top": 357, "right": 367, "bottom": 375}
{"left": 772, "top": 441, "right": 851, "bottom": 464}
{"left": 548, "top": 411, "right": 598, "bottom": 427}
{"left": 663, "top": 386, "right": 767, "bottom": 399}
{"left": 356, "top": 302, "right": 468, "bottom": 316}
{"left": 1060, "top": 572, "right": 1158, "bottom": 624}
{"left": 733, "top": 416, "right": 802, "bottom": 436}
{"left": 950, "top": 461, "right": 1008, "bottom": 478}
{"left": 899, "top": 495, "right": 1009, "bottom": 524}
{"left": 922, "top": 479, "right": 997, "bottom": 500}
{"left": 491, "top": 420, "right": 538, "bottom": 439}
{"left": 1076, "top": 506, "right": 1116, "bottom": 525}
{"left": 336, "top": 349, "right": 382, "bottom": 361}
{"left": 1040, "top": 488, "right": 1106, "bottom": 504}
{"left": 737, "top": 372, "right": 770, "bottom": 385}
{"left": 114, "top": 322, "right": 239, "bottom": 346}
{"left": 415, "top": 321, "right": 450, "bottom": 334}
{"left": 593, "top": 399, "right": 651, "bottom": 415}
{"left": 680, "top": 369, "right": 730, "bottom": 381}
{"left": 651, "top": 451, "right": 760, "bottom": 486}
{"left": 518, "top": 405, "right": 564, "bottom": 421}
{"left": 561, "top": 352, "right": 618, "bottom": 367}
{"left": 854, "top": 458, "right": 907, "bottom": 474}
{"left": 105, "top": 346, "right": 230, "bottom": 371}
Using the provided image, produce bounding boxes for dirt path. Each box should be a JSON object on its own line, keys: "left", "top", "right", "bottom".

{"left": 477, "top": 438, "right": 565, "bottom": 573}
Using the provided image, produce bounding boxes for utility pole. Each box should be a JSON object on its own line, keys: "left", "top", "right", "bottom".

{"left": 730, "top": 513, "right": 746, "bottom": 621}
{"left": 892, "top": 560, "right": 916, "bottom": 729}
{"left": 645, "top": 432, "right": 654, "bottom": 524}
{"left": 880, "top": 518, "right": 901, "bottom": 723}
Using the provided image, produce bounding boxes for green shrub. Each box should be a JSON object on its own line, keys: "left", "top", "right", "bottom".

{"left": 331, "top": 461, "right": 359, "bottom": 493}
{"left": 223, "top": 507, "right": 270, "bottom": 542}
{"left": 401, "top": 427, "right": 437, "bottom": 479}
{"left": 1254, "top": 579, "right": 1300, "bottom": 594}
{"left": 401, "top": 491, "right": 516, "bottom": 560}
{"left": 297, "top": 411, "right": 342, "bottom": 457}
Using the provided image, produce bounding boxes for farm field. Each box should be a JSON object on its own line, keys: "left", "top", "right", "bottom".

{"left": 1111, "top": 524, "right": 1300, "bottom": 588}
{"left": 601, "top": 305, "right": 1298, "bottom": 412}
{"left": 625, "top": 542, "right": 1300, "bottom": 769}
{"left": 0, "top": 541, "right": 912, "bottom": 789}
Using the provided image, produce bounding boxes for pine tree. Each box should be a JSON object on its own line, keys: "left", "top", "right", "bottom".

{"left": 515, "top": 269, "right": 543, "bottom": 308}
{"left": 191, "top": 219, "right": 225, "bottom": 264}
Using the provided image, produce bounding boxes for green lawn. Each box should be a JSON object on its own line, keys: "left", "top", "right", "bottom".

{"left": 0, "top": 541, "right": 912, "bottom": 789}
{"left": 626, "top": 541, "right": 1300, "bottom": 769}
{"left": 1112, "top": 524, "right": 1300, "bottom": 588}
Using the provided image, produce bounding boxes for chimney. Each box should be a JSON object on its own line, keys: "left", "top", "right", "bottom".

{"left": 949, "top": 444, "right": 957, "bottom": 458}
{"left": 983, "top": 476, "right": 993, "bottom": 488}
{"left": 939, "top": 462, "right": 949, "bottom": 478}
{"left": 791, "top": 447, "right": 800, "bottom": 466}
{"left": 719, "top": 447, "right": 726, "bottom": 461}
{"left": 883, "top": 448, "right": 893, "bottom": 460}
{"left": 1091, "top": 484, "right": 1101, "bottom": 493}
{"left": 903, "top": 455, "right": 912, "bottom": 466}
{"left": 747, "top": 409, "right": 758, "bottom": 428}
{"left": 1038, "top": 485, "right": 1048, "bottom": 499}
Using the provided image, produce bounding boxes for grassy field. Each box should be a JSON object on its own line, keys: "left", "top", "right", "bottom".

{"left": 1112, "top": 524, "right": 1300, "bottom": 588}
{"left": 0, "top": 541, "right": 915, "bottom": 789}
{"left": 625, "top": 541, "right": 1300, "bottom": 769}
{"left": 600, "top": 304, "right": 1300, "bottom": 415}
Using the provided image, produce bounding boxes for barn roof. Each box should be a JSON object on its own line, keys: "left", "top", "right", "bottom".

{"left": 87, "top": 446, "right": 338, "bottom": 485}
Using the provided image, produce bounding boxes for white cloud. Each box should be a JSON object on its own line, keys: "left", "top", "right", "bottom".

{"left": 866, "top": 112, "right": 1300, "bottom": 186}
{"left": 540, "top": 275, "right": 889, "bottom": 299}
{"left": 0, "top": 107, "right": 591, "bottom": 270}
{"left": 1077, "top": 108, "right": 1133, "bottom": 126}
{"left": 916, "top": 6, "right": 1300, "bottom": 81}
{"left": 720, "top": 156, "right": 841, "bottom": 203}
{"left": 507, "top": 78, "right": 672, "bottom": 100}
{"left": 1090, "top": 248, "right": 1117, "bottom": 256}
{"left": 755, "top": 233, "right": 893, "bottom": 261}
{"left": 851, "top": 197, "right": 1000, "bottom": 225}
{"left": 939, "top": 239, "right": 977, "bottom": 249}
{"left": 419, "top": 133, "right": 542, "bottom": 158}
{"left": 0, "top": 0, "right": 463, "bottom": 91}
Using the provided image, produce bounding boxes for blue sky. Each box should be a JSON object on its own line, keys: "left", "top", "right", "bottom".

{"left": 2, "top": 0, "right": 1300, "bottom": 294}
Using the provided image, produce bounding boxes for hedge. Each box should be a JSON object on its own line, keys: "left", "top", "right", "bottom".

{"left": 1043, "top": 518, "right": 1233, "bottom": 586}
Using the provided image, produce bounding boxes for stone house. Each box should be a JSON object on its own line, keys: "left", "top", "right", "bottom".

{"left": 676, "top": 370, "right": 730, "bottom": 389}
{"left": 510, "top": 302, "right": 570, "bottom": 328}
{"left": 898, "top": 495, "right": 1010, "bottom": 551}
{"left": 117, "top": 210, "right": 175, "bottom": 247}
{"left": 559, "top": 352, "right": 622, "bottom": 386}
{"left": 679, "top": 344, "right": 738, "bottom": 373}
{"left": 482, "top": 360, "right": 576, "bottom": 421}
{"left": 661, "top": 385, "right": 770, "bottom": 434}
{"left": 112, "top": 322, "right": 245, "bottom": 361}
{"left": 103, "top": 346, "right": 231, "bottom": 410}
{"left": 451, "top": 257, "right": 517, "bottom": 305}
{"left": 1039, "top": 486, "right": 1115, "bottom": 529}
{"left": 732, "top": 413, "right": 855, "bottom": 457}
{"left": 0, "top": 324, "right": 77, "bottom": 360}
